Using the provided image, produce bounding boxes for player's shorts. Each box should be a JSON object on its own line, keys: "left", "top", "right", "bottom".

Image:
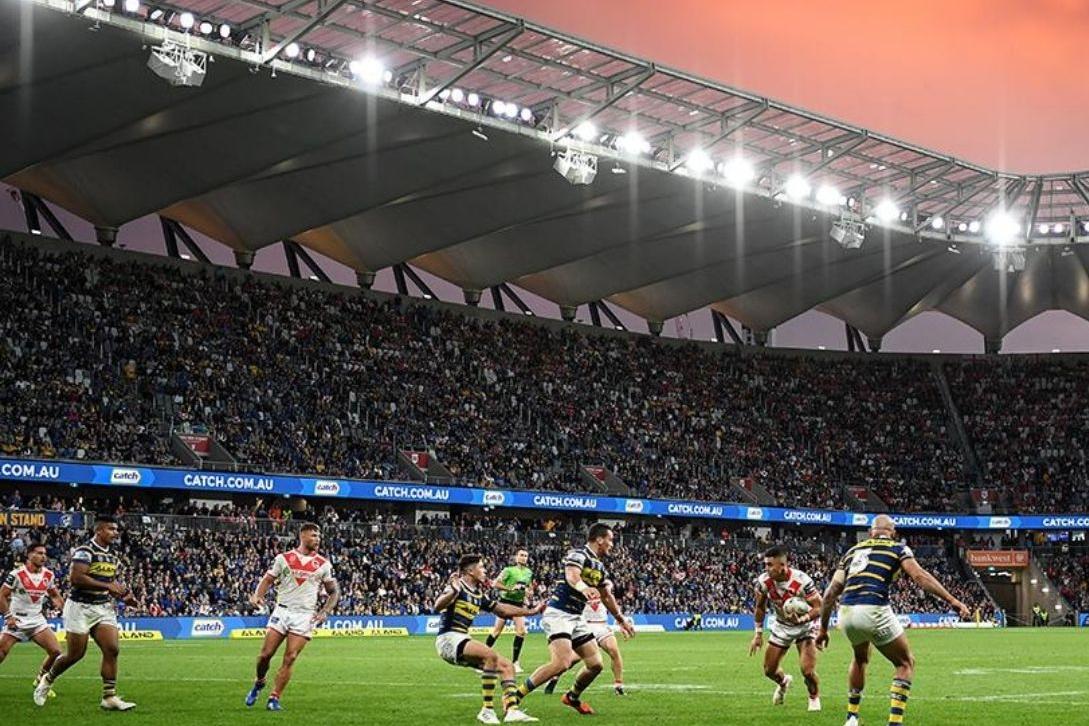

{"left": 63, "top": 600, "right": 118, "bottom": 635}
{"left": 1, "top": 614, "right": 51, "bottom": 643}
{"left": 768, "top": 616, "right": 817, "bottom": 649}
{"left": 587, "top": 620, "right": 615, "bottom": 645}
{"left": 839, "top": 605, "right": 905, "bottom": 647}
{"left": 435, "top": 631, "right": 472, "bottom": 666}
{"left": 267, "top": 605, "right": 315, "bottom": 639}
{"left": 541, "top": 607, "right": 595, "bottom": 647}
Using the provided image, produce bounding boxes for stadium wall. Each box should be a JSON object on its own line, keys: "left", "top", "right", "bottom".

{"left": 3, "top": 457, "right": 1088, "bottom": 531}
{"left": 40, "top": 613, "right": 1002, "bottom": 640}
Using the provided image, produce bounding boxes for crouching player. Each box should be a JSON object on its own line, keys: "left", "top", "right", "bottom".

{"left": 748, "top": 545, "right": 823, "bottom": 711}
{"left": 0, "top": 543, "right": 65, "bottom": 697}
{"left": 434, "top": 554, "right": 546, "bottom": 724}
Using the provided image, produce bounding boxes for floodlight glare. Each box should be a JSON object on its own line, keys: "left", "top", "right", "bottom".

{"left": 491, "top": 100, "right": 507, "bottom": 116}
{"left": 199, "top": 21, "right": 213, "bottom": 35}
{"left": 930, "top": 215, "right": 944, "bottom": 230}
{"left": 957, "top": 222, "right": 968, "bottom": 232}
{"left": 574, "top": 121, "right": 598, "bottom": 142}
{"left": 503, "top": 103, "right": 519, "bottom": 119}
{"left": 179, "top": 12, "right": 194, "bottom": 29}
{"left": 285, "top": 42, "right": 300, "bottom": 58}
{"left": 617, "top": 132, "right": 651, "bottom": 155}
{"left": 450, "top": 88, "right": 465, "bottom": 103}
{"left": 467, "top": 92, "right": 480, "bottom": 107}
{"left": 123, "top": 0, "right": 139, "bottom": 12}
{"left": 685, "top": 149, "right": 714, "bottom": 175}
{"left": 784, "top": 175, "right": 811, "bottom": 200}
{"left": 968, "top": 220, "right": 981, "bottom": 233}
{"left": 985, "top": 212, "right": 1020, "bottom": 247}
{"left": 1053, "top": 223, "right": 1065, "bottom": 234}
{"left": 103, "top": 0, "right": 115, "bottom": 7}
{"left": 350, "top": 57, "right": 385, "bottom": 85}
{"left": 306, "top": 48, "right": 316, "bottom": 62}
{"left": 815, "top": 184, "right": 842, "bottom": 206}
{"left": 873, "top": 198, "right": 900, "bottom": 223}
{"left": 219, "top": 23, "right": 231, "bottom": 38}
{"left": 1038, "top": 222, "right": 1050, "bottom": 235}
{"left": 719, "top": 157, "right": 755, "bottom": 187}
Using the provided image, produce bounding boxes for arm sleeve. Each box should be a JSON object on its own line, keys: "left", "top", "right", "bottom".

{"left": 899, "top": 544, "right": 915, "bottom": 561}
{"left": 71, "top": 547, "right": 92, "bottom": 564}
{"left": 1, "top": 571, "right": 14, "bottom": 589}
{"left": 801, "top": 573, "right": 819, "bottom": 596}
{"left": 482, "top": 593, "right": 499, "bottom": 612}
{"left": 266, "top": 554, "right": 284, "bottom": 579}
{"left": 322, "top": 561, "right": 335, "bottom": 584}
{"left": 563, "top": 549, "right": 587, "bottom": 569}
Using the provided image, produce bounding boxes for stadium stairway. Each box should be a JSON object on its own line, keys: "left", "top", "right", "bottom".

{"left": 931, "top": 361, "right": 985, "bottom": 490}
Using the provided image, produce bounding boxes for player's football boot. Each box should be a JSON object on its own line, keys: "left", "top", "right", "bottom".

{"left": 32, "top": 676, "right": 56, "bottom": 699}
{"left": 513, "top": 662, "right": 524, "bottom": 674}
{"left": 503, "top": 708, "right": 539, "bottom": 723}
{"left": 808, "top": 696, "right": 822, "bottom": 712}
{"left": 614, "top": 683, "right": 626, "bottom": 696}
{"left": 245, "top": 682, "right": 264, "bottom": 707}
{"left": 476, "top": 707, "right": 501, "bottom": 724}
{"left": 32, "top": 677, "right": 53, "bottom": 707}
{"left": 561, "top": 692, "right": 595, "bottom": 715}
{"left": 543, "top": 679, "right": 559, "bottom": 695}
{"left": 843, "top": 716, "right": 859, "bottom": 726}
{"left": 266, "top": 697, "right": 282, "bottom": 712}
{"left": 100, "top": 696, "right": 137, "bottom": 711}
{"left": 773, "top": 674, "right": 793, "bottom": 705}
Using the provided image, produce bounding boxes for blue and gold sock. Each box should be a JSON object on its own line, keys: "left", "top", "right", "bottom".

{"left": 847, "top": 688, "right": 862, "bottom": 721}
{"left": 481, "top": 670, "right": 498, "bottom": 710}
{"left": 888, "top": 679, "right": 911, "bottom": 725}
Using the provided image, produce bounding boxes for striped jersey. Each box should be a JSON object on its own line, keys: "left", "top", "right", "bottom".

{"left": 548, "top": 546, "right": 609, "bottom": 615}
{"left": 436, "top": 579, "right": 497, "bottom": 635}
{"left": 838, "top": 537, "right": 915, "bottom": 606}
{"left": 69, "top": 539, "right": 120, "bottom": 604}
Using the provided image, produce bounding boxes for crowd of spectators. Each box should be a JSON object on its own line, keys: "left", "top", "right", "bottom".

{"left": 948, "top": 359, "right": 1089, "bottom": 513}
{"left": 0, "top": 240, "right": 981, "bottom": 511}
{"left": 0, "top": 507, "right": 991, "bottom": 619}
{"left": 1036, "top": 547, "right": 1089, "bottom": 613}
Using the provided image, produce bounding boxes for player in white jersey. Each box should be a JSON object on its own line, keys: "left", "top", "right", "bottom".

{"left": 543, "top": 586, "right": 628, "bottom": 696}
{"left": 245, "top": 523, "right": 339, "bottom": 711}
{"left": 748, "top": 545, "right": 823, "bottom": 712}
{"left": 0, "top": 543, "right": 64, "bottom": 696}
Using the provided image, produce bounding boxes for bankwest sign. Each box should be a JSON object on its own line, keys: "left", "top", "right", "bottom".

{"left": 967, "top": 550, "right": 1029, "bottom": 568}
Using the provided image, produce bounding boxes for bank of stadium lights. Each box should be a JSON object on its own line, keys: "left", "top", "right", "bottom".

{"left": 784, "top": 174, "right": 812, "bottom": 200}
{"left": 285, "top": 42, "right": 301, "bottom": 59}
{"left": 815, "top": 184, "right": 844, "bottom": 207}
{"left": 123, "top": 0, "right": 139, "bottom": 12}
{"left": 684, "top": 149, "right": 714, "bottom": 176}
{"left": 872, "top": 198, "right": 900, "bottom": 224}
{"left": 930, "top": 215, "right": 945, "bottom": 230}
{"left": 574, "top": 121, "right": 598, "bottom": 142}
{"left": 616, "top": 131, "right": 651, "bottom": 156}
{"left": 179, "top": 11, "right": 194, "bottom": 30}
{"left": 348, "top": 57, "right": 390, "bottom": 86}
{"left": 719, "top": 157, "right": 755, "bottom": 188}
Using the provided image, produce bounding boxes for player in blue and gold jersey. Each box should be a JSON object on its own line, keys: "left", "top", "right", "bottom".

{"left": 433, "top": 554, "right": 544, "bottom": 724}
{"left": 34, "top": 514, "right": 141, "bottom": 711}
{"left": 514, "top": 523, "right": 634, "bottom": 716}
{"left": 817, "top": 515, "right": 970, "bottom": 726}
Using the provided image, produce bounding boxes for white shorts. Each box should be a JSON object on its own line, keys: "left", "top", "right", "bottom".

{"left": 435, "top": 631, "right": 472, "bottom": 666}
{"left": 769, "top": 616, "right": 818, "bottom": 649}
{"left": 267, "top": 605, "right": 314, "bottom": 639}
{"left": 586, "top": 620, "right": 615, "bottom": 645}
{"left": 63, "top": 600, "right": 118, "bottom": 636}
{"left": 541, "top": 607, "right": 595, "bottom": 647}
{"left": 2, "top": 616, "right": 51, "bottom": 643}
{"left": 839, "top": 605, "right": 905, "bottom": 647}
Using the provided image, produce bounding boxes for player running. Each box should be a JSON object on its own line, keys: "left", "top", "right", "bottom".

{"left": 514, "top": 523, "right": 635, "bottom": 716}
{"left": 434, "top": 553, "right": 545, "bottom": 724}
{"left": 1, "top": 542, "right": 65, "bottom": 698}
{"left": 34, "top": 514, "right": 141, "bottom": 710}
{"left": 748, "top": 545, "right": 823, "bottom": 711}
{"left": 245, "top": 522, "right": 339, "bottom": 711}
{"left": 817, "top": 515, "right": 971, "bottom": 726}
{"left": 542, "top": 583, "right": 628, "bottom": 696}
{"left": 485, "top": 549, "right": 534, "bottom": 673}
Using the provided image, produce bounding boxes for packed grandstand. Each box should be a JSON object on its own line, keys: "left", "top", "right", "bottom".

{"left": 2, "top": 238, "right": 1087, "bottom": 516}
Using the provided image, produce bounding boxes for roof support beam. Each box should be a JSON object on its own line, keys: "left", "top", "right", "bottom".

{"left": 1023, "top": 180, "right": 1044, "bottom": 239}
{"left": 262, "top": 0, "right": 349, "bottom": 63}
{"left": 712, "top": 310, "right": 744, "bottom": 347}
{"left": 22, "top": 193, "right": 72, "bottom": 240}
{"left": 418, "top": 23, "right": 525, "bottom": 105}
{"left": 165, "top": 219, "right": 211, "bottom": 264}
{"left": 550, "top": 64, "right": 656, "bottom": 141}
{"left": 490, "top": 285, "right": 505, "bottom": 311}
{"left": 392, "top": 264, "right": 409, "bottom": 296}
{"left": 667, "top": 101, "right": 767, "bottom": 171}
{"left": 596, "top": 300, "right": 626, "bottom": 330}
{"left": 499, "top": 283, "right": 533, "bottom": 316}
{"left": 400, "top": 264, "right": 437, "bottom": 299}
{"left": 285, "top": 240, "right": 332, "bottom": 282}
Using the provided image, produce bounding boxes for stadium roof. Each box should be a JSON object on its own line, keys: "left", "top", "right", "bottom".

{"left": 6, "top": 0, "right": 1089, "bottom": 343}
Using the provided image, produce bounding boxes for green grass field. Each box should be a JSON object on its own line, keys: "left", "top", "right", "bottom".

{"left": 0, "top": 630, "right": 1085, "bottom": 724}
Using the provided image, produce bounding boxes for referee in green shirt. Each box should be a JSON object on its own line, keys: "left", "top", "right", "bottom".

{"left": 486, "top": 549, "right": 535, "bottom": 672}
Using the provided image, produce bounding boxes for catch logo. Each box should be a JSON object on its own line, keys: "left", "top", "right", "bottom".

{"left": 989, "top": 517, "right": 1012, "bottom": 529}
{"left": 190, "top": 619, "right": 225, "bottom": 638}
{"left": 314, "top": 480, "right": 341, "bottom": 496}
{"left": 624, "top": 500, "right": 645, "bottom": 514}
{"left": 746, "top": 507, "right": 764, "bottom": 520}
{"left": 109, "top": 468, "right": 142, "bottom": 485}
{"left": 483, "top": 491, "right": 506, "bottom": 506}
{"left": 425, "top": 617, "right": 442, "bottom": 634}
{"left": 852, "top": 514, "right": 871, "bottom": 526}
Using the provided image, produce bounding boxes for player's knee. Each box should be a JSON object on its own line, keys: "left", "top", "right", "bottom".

{"left": 483, "top": 652, "right": 502, "bottom": 669}
{"left": 763, "top": 664, "right": 779, "bottom": 679}
{"left": 801, "top": 665, "right": 817, "bottom": 680}
{"left": 101, "top": 643, "right": 120, "bottom": 659}
{"left": 585, "top": 658, "right": 603, "bottom": 675}
{"left": 281, "top": 650, "right": 301, "bottom": 667}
